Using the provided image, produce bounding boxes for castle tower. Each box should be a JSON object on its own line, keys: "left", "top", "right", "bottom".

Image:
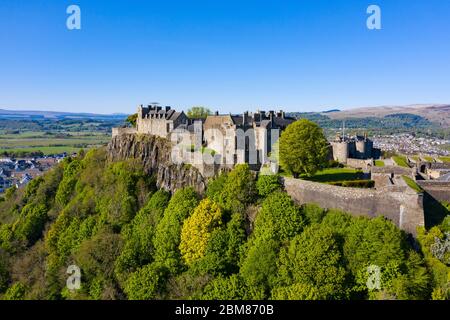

{"left": 356, "top": 138, "right": 367, "bottom": 159}
{"left": 332, "top": 141, "right": 349, "bottom": 163}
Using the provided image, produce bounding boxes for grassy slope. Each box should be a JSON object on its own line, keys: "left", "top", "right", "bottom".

{"left": 374, "top": 160, "right": 385, "bottom": 167}
{"left": 402, "top": 176, "right": 423, "bottom": 193}
{"left": 393, "top": 155, "right": 410, "bottom": 168}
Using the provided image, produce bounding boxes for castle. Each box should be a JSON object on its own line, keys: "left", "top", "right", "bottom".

{"left": 331, "top": 133, "right": 381, "bottom": 165}
{"left": 112, "top": 104, "right": 295, "bottom": 169}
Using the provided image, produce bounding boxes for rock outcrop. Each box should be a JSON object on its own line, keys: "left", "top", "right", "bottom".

{"left": 107, "top": 133, "right": 206, "bottom": 194}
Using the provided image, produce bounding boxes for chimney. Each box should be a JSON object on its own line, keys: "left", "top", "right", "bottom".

{"left": 243, "top": 111, "right": 248, "bottom": 126}
{"left": 279, "top": 110, "right": 285, "bottom": 119}
{"left": 156, "top": 106, "right": 162, "bottom": 112}
{"left": 165, "top": 106, "right": 171, "bottom": 112}
{"left": 260, "top": 111, "right": 266, "bottom": 119}
{"left": 215, "top": 111, "right": 219, "bottom": 116}
{"left": 269, "top": 111, "right": 275, "bottom": 126}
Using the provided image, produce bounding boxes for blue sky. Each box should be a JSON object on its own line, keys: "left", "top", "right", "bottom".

{"left": 0, "top": 0, "right": 449, "bottom": 114}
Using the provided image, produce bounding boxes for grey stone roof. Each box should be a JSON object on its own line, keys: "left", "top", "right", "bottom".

{"left": 438, "top": 172, "right": 450, "bottom": 182}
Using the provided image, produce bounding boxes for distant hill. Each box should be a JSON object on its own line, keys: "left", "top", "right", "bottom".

{"left": 322, "top": 109, "right": 341, "bottom": 113}
{"left": 323, "top": 104, "right": 450, "bottom": 127}
{"left": 0, "top": 109, "right": 128, "bottom": 120}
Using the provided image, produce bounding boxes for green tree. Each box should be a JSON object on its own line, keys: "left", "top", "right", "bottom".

{"left": 187, "top": 106, "right": 211, "bottom": 119}
{"left": 3, "top": 282, "right": 26, "bottom": 300}
{"left": 278, "top": 119, "right": 329, "bottom": 177}
{"left": 277, "top": 224, "right": 348, "bottom": 300}
{"left": 217, "top": 164, "right": 257, "bottom": 213}
{"left": 205, "top": 172, "right": 228, "bottom": 201}
{"left": 0, "top": 250, "right": 9, "bottom": 293}
{"left": 115, "top": 190, "right": 170, "bottom": 282}
{"left": 343, "top": 217, "right": 407, "bottom": 276}
{"left": 73, "top": 229, "right": 123, "bottom": 299}
{"left": 153, "top": 187, "right": 199, "bottom": 273}
{"left": 239, "top": 237, "right": 280, "bottom": 299}
{"left": 13, "top": 204, "right": 48, "bottom": 245}
{"left": 201, "top": 274, "right": 248, "bottom": 300}
{"left": 417, "top": 226, "right": 449, "bottom": 300}
{"left": 55, "top": 159, "right": 83, "bottom": 206}
{"left": 191, "top": 213, "right": 246, "bottom": 276}
{"left": 253, "top": 191, "right": 305, "bottom": 241}
{"left": 126, "top": 113, "right": 138, "bottom": 127}
{"left": 124, "top": 263, "right": 168, "bottom": 300}
{"left": 180, "top": 199, "right": 223, "bottom": 265}
{"left": 271, "top": 283, "right": 325, "bottom": 300}
{"left": 4, "top": 186, "right": 17, "bottom": 201}
{"left": 302, "top": 203, "right": 326, "bottom": 225}
{"left": 256, "top": 174, "right": 282, "bottom": 197}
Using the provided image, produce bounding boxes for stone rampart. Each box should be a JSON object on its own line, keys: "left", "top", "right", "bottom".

{"left": 283, "top": 177, "right": 424, "bottom": 236}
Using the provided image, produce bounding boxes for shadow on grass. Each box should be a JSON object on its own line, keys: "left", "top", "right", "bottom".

{"left": 423, "top": 192, "right": 449, "bottom": 229}
{"left": 303, "top": 172, "right": 363, "bottom": 183}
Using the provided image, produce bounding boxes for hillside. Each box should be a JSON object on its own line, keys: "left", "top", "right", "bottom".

{"left": 0, "top": 137, "right": 449, "bottom": 300}
{"left": 0, "top": 109, "right": 127, "bottom": 120}
{"left": 324, "top": 104, "right": 450, "bottom": 128}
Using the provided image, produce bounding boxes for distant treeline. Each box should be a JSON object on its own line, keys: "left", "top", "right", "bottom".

{"left": 0, "top": 151, "right": 44, "bottom": 158}
{"left": 287, "top": 112, "right": 449, "bottom": 138}
{"left": 0, "top": 118, "right": 126, "bottom": 133}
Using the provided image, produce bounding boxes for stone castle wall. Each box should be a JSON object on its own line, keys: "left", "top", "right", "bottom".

{"left": 112, "top": 127, "right": 137, "bottom": 138}
{"left": 283, "top": 178, "right": 425, "bottom": 236}
{"left": 416, "top": 181, "right": 450, "bottom": 202}
{"left": 346, "top": 158, "right": 371, "bottom": 170}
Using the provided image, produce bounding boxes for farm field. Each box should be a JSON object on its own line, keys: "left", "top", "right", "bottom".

{"left": 0, "top": 132, "right": 110, "bottom": 155}
{"left": 0, "top": 113, "right": 126, "bottom": 156}
{"left": 0, "top": 117, "right": 120, "bottom": 156}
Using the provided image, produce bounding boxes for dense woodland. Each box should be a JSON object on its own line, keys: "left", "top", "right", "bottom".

{"left": 0, "top": 147, "right": 449, "bottom": 300}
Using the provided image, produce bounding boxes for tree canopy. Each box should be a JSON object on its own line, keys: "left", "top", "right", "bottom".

{"left": 0, "top": 147, "right": 445, "bottom": 301}
{"left": 187, "top": 106, "right": 212, "bottom": 119}
{"left": 279, "top": 119, "right": 330, "bottom": 177}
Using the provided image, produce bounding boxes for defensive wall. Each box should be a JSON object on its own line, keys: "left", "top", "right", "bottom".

{"left": 416, "top": 181, "right": 450, "bottom": 203}
{"left": 283, "top": 177, "right": 425, "bottom": 236}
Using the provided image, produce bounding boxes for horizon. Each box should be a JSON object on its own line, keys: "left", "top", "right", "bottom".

{"left": 1, "top": 0, "right": 450, "bottom": 114}
{"left": 1, "top": 103, "right": 449, "bottom": 117}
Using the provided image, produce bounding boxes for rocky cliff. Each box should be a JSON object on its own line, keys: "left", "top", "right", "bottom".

{"left": 107, "top": 133, "right": 206, "bottom": 194}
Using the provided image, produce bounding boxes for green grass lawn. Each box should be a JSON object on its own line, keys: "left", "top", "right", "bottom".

{"left": 374, "top": 160, "right": 385, "bottom": 167}
{"left": 0, "top": 132, "right": 110, "bottom": 156}
{"left": 302, "top": 168, "right": 363, "bottom": 183}
{"left": 402, "top": 176, "right": 423, "bottom": 193}
{"left": 439, "top": 156, "right": 450, "bottom": 163}
{"left": 0, "top": 146, "right": 83, "bottom": 155}
{"left": 411, "top": 156, "right": 420, "bottom": 162}
{"left": 393, "top": 155, "right": 410, "bottom": 168}
{"left": 423, "top": 156, "right": 434, "bottom": 162}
